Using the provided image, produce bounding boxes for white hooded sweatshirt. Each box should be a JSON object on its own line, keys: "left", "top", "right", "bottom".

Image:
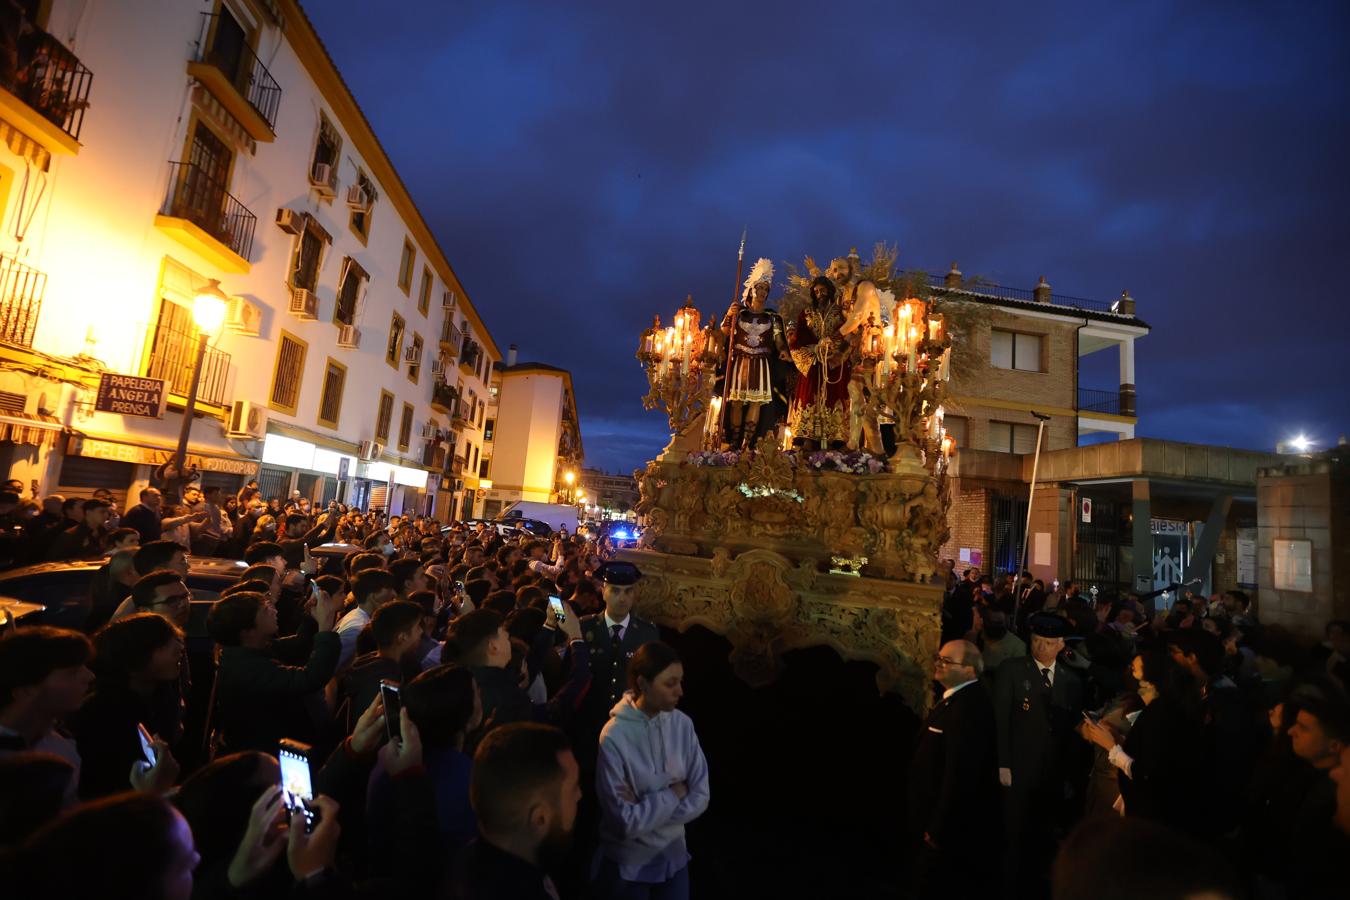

{"left": 595, "top": 691, "right": 710, "bottom": 881}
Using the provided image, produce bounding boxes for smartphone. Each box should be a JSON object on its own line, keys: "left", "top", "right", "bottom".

{"left": 136, "top": 722, "right": 156, "bottom": 768}
{"left": 278, "top": 739, "right": 318, "bottom": 833}
{"left": 379, "top": 681, "right": 402, "bottom": 743}
{"left": 309, "top": 578, "right": 322, "bottom": 602}
{"left": 548, "top": 595, "right": 566, "bottom": 624}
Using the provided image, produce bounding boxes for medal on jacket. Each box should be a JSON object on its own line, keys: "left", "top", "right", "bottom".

{"left": 1022, "top": 679, "right": 1032, "bottom": 711}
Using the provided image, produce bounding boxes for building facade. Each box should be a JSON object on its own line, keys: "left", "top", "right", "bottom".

{"left": 579, "top": 467, "right": 638, "bottom": 520}
{"left": 478, "top": 349, "right": 582, "bottom": 520}
{"left": 0, "top": 0, "right": 499, "bottom": 519}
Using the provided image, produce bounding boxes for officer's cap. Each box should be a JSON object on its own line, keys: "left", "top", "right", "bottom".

{"left": 595, "top": 561, "right": 642, "bottom": 585}
{"left": 1028, "top": 612, "right": 1070, "bottom": 639}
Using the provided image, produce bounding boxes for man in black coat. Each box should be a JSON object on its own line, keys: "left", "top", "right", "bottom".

{"left": 907, "top": 639, "right": 1000, "bottom": 898}
{"left": 994, "top": 611, "right": 1088, "bottom": 896}
{"left": 577, "top": 561, "right": 661, "bottom": 730}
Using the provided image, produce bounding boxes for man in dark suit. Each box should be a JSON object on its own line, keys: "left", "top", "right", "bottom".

{"left": 578, "top": 561, "right": 661, "bottom": 727}
{"left": 994, "top": 611, "right": 1088, "bottom": 896}
{"left": 906, "top": 639, "right": 1000, "bottom": 898}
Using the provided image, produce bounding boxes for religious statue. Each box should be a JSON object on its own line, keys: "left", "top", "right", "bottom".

{"left": 829, "top": 249, "right": 890, "bottom": 455}
{"left": 720, "top": 259, "right": 790, "bottom": 450}
{"left": 788, "top": 276, "right": 850, "bottom": 449}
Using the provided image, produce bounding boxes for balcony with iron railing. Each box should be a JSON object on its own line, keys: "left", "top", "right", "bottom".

{"left": 144, "top": 323, "right": 231, "bottom": 408}
{"left": 156, "top": 161, "right": 256, "bottom": 273}
{"left": 1078, "top": 386, "right": 1136, "bottom": 420}
{"left": 188, "top": 13, "right": 281, "bottom": 141}
{"left": 439, "top": 320, "right": 461, "bottom": 355}
{"left": 0, "top": 13, "right": 93, "bottom": 154}
{"left": 0, "top": 254, "right": 49, "bottom": 349}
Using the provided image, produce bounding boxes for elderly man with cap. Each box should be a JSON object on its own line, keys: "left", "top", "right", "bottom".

{"left": 993, "top": 611, "right": 1089, "bottom": 896}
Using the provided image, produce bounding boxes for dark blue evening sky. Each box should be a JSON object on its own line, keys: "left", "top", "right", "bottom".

{"left": 305, "top": 0, "right": 1350, "bottom": 475}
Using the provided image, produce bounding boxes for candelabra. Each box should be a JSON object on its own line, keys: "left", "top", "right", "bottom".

{"left": 857, "top": 297, "right": 956, "bottom": 482}
{"left": 636, "top": 296, "right": 722, "bottom": 454}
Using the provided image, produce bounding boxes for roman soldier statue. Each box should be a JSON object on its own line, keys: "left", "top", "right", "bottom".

{"left": 720, "top": 258, "right": 789, "bottom": 450}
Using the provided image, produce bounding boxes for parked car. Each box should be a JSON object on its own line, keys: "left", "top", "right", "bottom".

{"left": 0, "top": 556, "right": 248, "bottom": 634}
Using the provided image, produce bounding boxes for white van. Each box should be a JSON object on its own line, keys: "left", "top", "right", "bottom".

{"left": 498, "top": 501, "right": 578, "bottom": 535}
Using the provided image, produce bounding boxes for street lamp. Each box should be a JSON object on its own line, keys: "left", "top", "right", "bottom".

{"left": 170, "top": 279, "right": 229, "bottom": 499}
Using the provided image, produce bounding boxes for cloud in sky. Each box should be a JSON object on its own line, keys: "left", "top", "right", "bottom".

{"left": 304, "top": 0, "right": 1350, "bottom": 471}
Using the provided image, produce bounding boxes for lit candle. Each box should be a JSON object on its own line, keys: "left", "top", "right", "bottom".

{"left": 783, "top": 426, "right": 792, "bottom": 451}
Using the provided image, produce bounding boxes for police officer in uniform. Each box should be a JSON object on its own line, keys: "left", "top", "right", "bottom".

{"left": 993, "top": 611, "right": 1088, "bottom": 896}
{"left": 579, "top": 561, "right": 662, "bottom": 725}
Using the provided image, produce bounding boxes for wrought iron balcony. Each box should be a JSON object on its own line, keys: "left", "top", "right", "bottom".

{"left": 190, "top": 13, "right": 281, "bottom": 139}
{"left": 1077, "top": 387, "right": 1123, "bottom": 416}
{"left": 0, "top": 16, "right": 93, "bottom": 144}
{"left": 0, "top": 255, "right": 48, "bottom": 348}
{"left": 440, "top": 320, "right": 461, "bottom": 355}
{"left": 144, "top": 323, "right": 231, "bottom": 407}
{"left": 160, "top": 160, "right": 257, "bottom": 264}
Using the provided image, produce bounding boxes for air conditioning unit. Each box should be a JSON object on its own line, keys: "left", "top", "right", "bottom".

{"left": 289, "top": 287, "right": 318, "bottom": 320}
{"left": 225, "top": 296, "right": 262, "bottom": 336}
{"left": 309, "top": 162, "right": 338, "bottom": 199}
{"left": 226, "top": 400, "right": 266, "bottom": 439}
{"left": 442, "top": 290, "right": 456, "bottom": 311}
{"left": 336, "top": 324, "right": 360, "bottom": 349}
{"left": 275, "top": 207, "right": 305, "bottom": 235}
{"left": 430, "top": 358, "right": 444, "bottom": 375}
{"left": 346, "top": 184, "right": 371, "bottom": 209}
{"left": 404, "top": 343, "right": 421, "bottom": 363}
{"left": 358, "top": 440, "right": 384, "bottom": 461}
{"left": 420, "top": 422, "right": 438, "bottom": 439}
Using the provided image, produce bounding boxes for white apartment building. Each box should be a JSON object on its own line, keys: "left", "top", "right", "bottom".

{"left": 0, "top": 0, "right": 499, "bottom": 519}
{"left": 477, "top": 347, "right": 583, "bottom": 520}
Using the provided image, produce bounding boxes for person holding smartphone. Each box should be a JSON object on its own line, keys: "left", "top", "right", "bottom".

{"left": 206, "top": 585, "right": 340, "bottom": 754}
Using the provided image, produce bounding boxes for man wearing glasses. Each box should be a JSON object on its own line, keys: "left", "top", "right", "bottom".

{"left": 906, "top": 640, "right": 1000, "bottom": 897}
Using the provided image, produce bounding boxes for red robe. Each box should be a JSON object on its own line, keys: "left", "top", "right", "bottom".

{"left": 788, "top": 301, "right": 850, "bottom": 443}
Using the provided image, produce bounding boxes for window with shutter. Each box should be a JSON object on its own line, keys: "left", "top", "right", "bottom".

{"left": 376, "top": 391, "right": 394, "bottom": 441}
{"left": 398, "top": 403, "right": 414, "bottom": 450}
{"left": 1014, "top": 333, "right": 1042, "bottom": 372}
{"left": 334, "top": 258, "right": 368, "bottom": 326}
{"left": 1011, "top": 423, "right": 1038, "bottom": 454}
{"left": 386, "top": 313, "right": 405, "bottom": 368}
{"left": 317, "top": 359, "right": 346, "bottom": 427}
{"left": 991, "top": 330, "right": 1013, "bottom": 369}
{"left": 418, "top": 267, "right": 433, "bottom": 316}
{"left": 269, "top": 332, "right": 307, "bottom": 415}
{"left": 991, "top": 329, "right": 1044, "bottom": 372}
{"left": 988, "top": 421, "right": 1012, "bottom": 453}
{"left": 398, "top": 239, "right": 415, "bottom": 294}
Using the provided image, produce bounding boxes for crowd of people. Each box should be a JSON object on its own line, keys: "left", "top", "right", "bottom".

{"left": 3, "top": 471, "right": 1350, "bottom": 898}
{"left": 911, "top": 565, "right": 1350, "bottom": 899}
{"left": 0, "top": 477, "right": 708, "bottom": 899}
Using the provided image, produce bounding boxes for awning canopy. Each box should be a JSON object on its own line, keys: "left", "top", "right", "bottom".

{"left": 0, "top": 411, "right": 61, "bottom": 446}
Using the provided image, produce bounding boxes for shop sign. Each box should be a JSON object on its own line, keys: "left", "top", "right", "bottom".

{"left": 67, "top": 435, "right": 260, "bottom": 476}
{"left": 337, "top": 457, "right": 350, "bottom": 481}
{"left": 1080, "top": 497, "right": 1092, "bottom": 523}
{"left": 94, "top": 374, "right": 166, "bottom": 419}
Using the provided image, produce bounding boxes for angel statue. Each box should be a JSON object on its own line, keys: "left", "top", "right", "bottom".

{"left": 719, "top": 258, "right": 790, "bottom": 450}
{"left": 829, "top": 249, "right": 890, "bottom": 454}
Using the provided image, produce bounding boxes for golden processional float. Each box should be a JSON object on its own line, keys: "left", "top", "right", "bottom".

{"left": 620, "top": 246, "right": 956, "bottom": 712}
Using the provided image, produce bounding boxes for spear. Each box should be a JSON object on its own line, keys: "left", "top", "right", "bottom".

{"left": 713, "top": 229, "right": 746, "bottom": 448}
